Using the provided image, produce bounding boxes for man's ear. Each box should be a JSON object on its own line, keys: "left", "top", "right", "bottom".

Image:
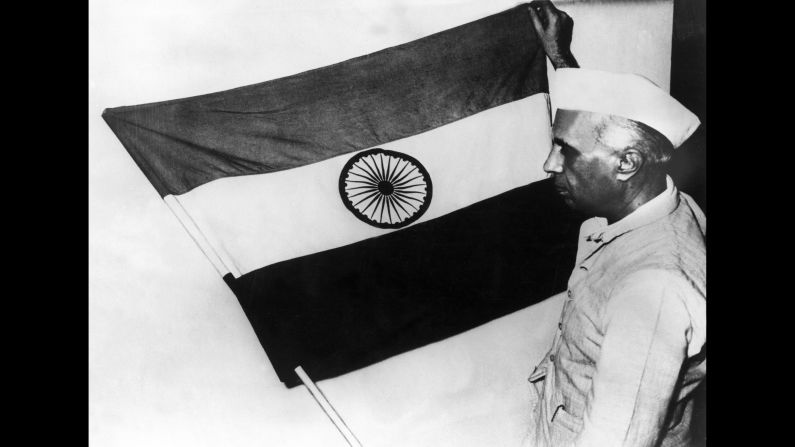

{"left": 616, "top": 149, "right": 643, "bottom": 181}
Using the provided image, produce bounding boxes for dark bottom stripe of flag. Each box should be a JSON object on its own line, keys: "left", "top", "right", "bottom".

{"left": 224, "top": 178, "right": 584, "bottom": 388}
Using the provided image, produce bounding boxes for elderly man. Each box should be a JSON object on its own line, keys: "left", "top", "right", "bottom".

{"left": 523, "top": 2, "right": 706, "bottom": 447}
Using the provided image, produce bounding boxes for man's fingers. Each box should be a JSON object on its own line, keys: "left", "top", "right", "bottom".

{"left": 528, "top": 6, "right": 545, "bottom": 32}
{"left": 531, "top": 0, "right": 560, "bottom": 27}
{"left": 532, "top": 0, "right": 556, "bottom": 17}
{"left": 529, "top": 0, "right": 553, "bottom": 8}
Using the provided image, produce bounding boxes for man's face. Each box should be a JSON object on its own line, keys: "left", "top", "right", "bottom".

{"left": 544, "top": 109, "right": 623, "bottom": 217}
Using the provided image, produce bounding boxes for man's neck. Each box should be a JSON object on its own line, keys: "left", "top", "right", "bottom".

{"left": 604, "top": 175, "right": 667, "bottom": 225}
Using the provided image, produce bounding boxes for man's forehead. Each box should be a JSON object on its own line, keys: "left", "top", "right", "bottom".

{"left": 553, "top": 109, "right": 635, "bottom": 150}
{"left": 552, "top": 109, "right": 602, "bottom": 145}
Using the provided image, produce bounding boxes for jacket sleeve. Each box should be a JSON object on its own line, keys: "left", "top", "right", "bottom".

{"left": 572, "top": 270, "right": 695, "bottom": 447}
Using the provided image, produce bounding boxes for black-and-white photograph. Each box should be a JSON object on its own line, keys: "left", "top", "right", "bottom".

{"left": 88, "top": 1, "right": 706, "bottom": 445}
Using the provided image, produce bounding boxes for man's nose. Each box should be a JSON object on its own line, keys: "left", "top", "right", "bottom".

{"left": 543, "top": 147, "right": 563, "bottom": 174}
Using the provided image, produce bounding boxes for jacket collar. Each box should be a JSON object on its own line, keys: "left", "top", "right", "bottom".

{"left": 583, "top": 176, "right": 680, "bottom": 246}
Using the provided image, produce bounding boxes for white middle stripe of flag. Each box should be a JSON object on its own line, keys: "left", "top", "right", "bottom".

{"left": 168, "top": 93, "right": 553, "bottom": 278}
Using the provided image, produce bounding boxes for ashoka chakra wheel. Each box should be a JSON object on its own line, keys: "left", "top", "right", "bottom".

{"left": 339, "top": 148, "right": 432, "bottom": 229}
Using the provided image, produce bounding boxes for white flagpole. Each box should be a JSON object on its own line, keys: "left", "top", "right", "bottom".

{"left": 295, "top": 366, "right": 364, "bottom": 447}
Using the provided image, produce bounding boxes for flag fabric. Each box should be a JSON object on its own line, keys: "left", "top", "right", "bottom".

{"left": 103, "top": 4, "right": 583, "bottom": 388}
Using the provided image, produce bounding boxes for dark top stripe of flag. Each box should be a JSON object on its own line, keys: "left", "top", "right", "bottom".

{"left": 102, "top": 4, "right": 547, "bottom": 197}
{"left": 224, "top": 179, "right": 584, "bottom": 388}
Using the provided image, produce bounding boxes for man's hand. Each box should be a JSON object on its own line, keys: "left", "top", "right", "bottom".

{"left": 528, "top": 0, "right": 579, "bottom": 69}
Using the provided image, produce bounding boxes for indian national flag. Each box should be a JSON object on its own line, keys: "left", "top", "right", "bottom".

{"left": 102, "top": 4, "right": 582, "bottom": 388}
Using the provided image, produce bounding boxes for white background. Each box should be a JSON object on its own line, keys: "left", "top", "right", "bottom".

{"left": 89, "top": 1, "right": 674, "bottom": 446}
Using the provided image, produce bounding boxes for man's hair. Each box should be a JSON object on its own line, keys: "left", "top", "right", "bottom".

{"left": 596, "top": 115, "right": 675, "bottom": 168}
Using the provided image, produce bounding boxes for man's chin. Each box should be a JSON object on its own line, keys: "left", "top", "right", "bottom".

{"left": 556, "top": 190, "right": 575, "bottom": 207}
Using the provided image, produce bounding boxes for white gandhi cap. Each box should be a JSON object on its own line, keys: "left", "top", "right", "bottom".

{"left": 550, "top": 68, "right": 700, "bottom": 149}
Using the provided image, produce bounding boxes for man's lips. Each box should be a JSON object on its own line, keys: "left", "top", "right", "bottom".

{"left": 551, "top": 176, "right": 569, "bottom": 196}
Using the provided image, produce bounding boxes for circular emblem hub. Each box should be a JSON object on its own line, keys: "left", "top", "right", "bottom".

{"left": 339, "top": 148, "right": 432, "bottom": 229}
